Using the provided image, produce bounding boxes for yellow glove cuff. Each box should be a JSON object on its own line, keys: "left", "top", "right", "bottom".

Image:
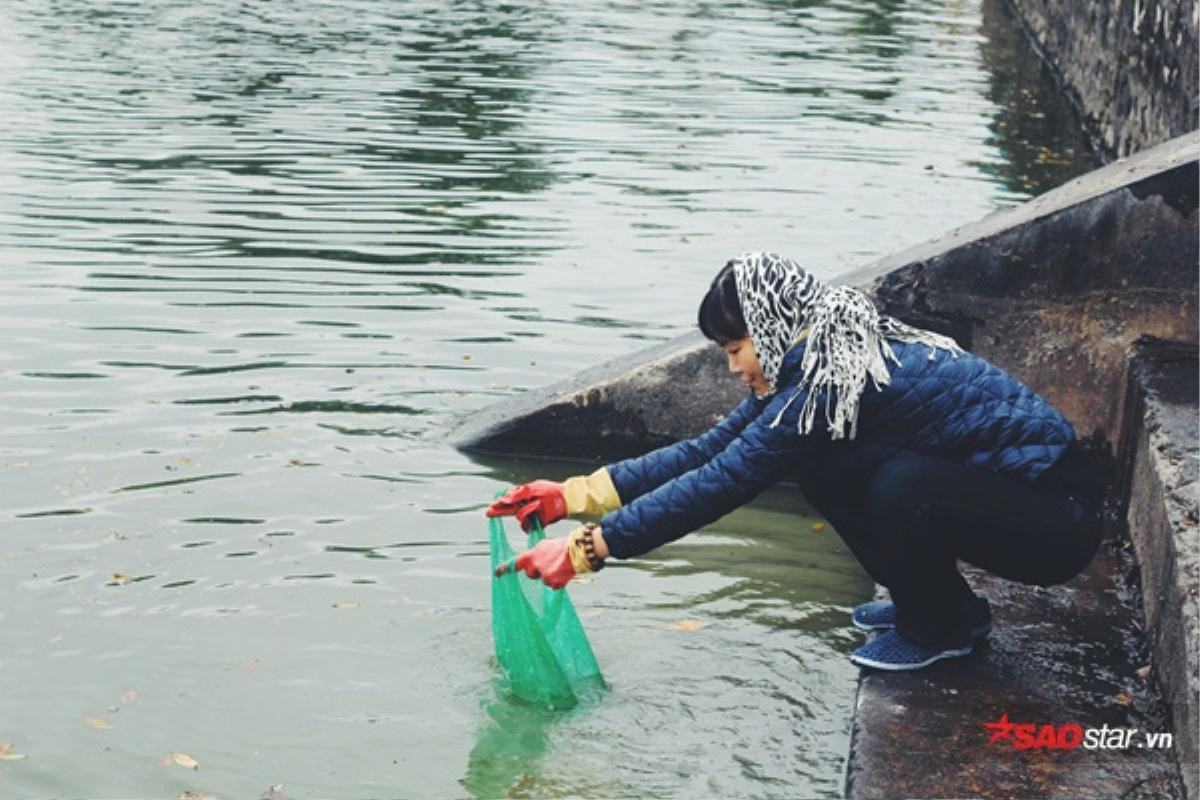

{"left": 562, "top": 467, "right": 622, "bottom": 518}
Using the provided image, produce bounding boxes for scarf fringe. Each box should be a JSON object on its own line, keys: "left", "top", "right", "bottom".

{"left": 768, "top": 287, "right": 962, "bottom": 439}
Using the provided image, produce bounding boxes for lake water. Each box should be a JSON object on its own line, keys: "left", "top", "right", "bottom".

{"left": 0, "top": 0, "right": 1096, "bottom": 797}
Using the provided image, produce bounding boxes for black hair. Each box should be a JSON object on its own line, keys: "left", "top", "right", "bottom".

{"left": 697, "top": 260, "right": 748, "bottom": 345}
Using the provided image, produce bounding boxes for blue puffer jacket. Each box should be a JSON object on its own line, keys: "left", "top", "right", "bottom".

{"left": 598, "top": 340, "right": 1076, "bottom": 559}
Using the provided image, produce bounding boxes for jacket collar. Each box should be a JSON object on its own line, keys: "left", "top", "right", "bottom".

{"left": 774, "top": 330, "right": 809, "bottom": 388}
{"left": 751, "top": 335, "right": 808, "bottom": 402}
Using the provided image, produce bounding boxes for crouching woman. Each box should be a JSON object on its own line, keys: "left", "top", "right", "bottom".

{"left": 488, "top": 251, "right": 1102, "bottom": 671}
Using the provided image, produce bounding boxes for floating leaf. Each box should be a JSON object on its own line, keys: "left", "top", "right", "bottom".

{"left": 180, "top": 792, "right": 218, "bottom": 800}
{"left": 0, "top": 742, "right": 24, "bottom": 760}
{"left": 1115, "top": 691, "right": 1133, "bottom": 706}
{"left": 85, "top": 716, "right": 112, "bottom": 730}
{"left": 121, "top": 690, "right": 138, "bottom": 704}
{"left": 164, "top": 751, "right": 200, "bottom": 770}
{"left": 667, "top": 619, "right": 707, "bottom": 632}
{"left": 810, "top": 522, "right": 826, "bottom": 533}
{"left": 332, "top": 601, "right": 361, "bottom": 609}
{"left": 111, "top": 573, "right": 130, "bottom": 585}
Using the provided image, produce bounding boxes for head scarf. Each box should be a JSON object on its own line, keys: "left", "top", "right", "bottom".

{"left": 730, "top": 251, "right": 962, "bottom": 439}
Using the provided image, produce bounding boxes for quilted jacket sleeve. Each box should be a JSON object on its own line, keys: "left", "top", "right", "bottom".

{"left": 605, "top": 393, "right": 763, "bottom": 506}
{"left": 599, "top": 393, "right": 811, "bottom": 559}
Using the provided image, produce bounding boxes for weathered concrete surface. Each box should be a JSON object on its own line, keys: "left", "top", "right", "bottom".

{"left": 454, "top": 132, "right": 1199, "bottom": 463}
{"left": 451, "top": 332, "right": 740, "bottom": 462}
{"left": 845, "top": 550, "right": 1184, "bottom": 799}
{"left": 1117, "top": 336, "right": 1200, "bottom": 800}
{"left": 1002, "top": 0, "right": 1199, "bottom": 159}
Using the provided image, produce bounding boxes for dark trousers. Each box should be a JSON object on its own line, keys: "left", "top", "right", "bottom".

{"left": 798, "top": 445, "right": 1103, "bottom": 648}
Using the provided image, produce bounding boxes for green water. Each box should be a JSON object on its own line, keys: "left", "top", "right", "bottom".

{"left": 0, "top": 0, "right": 1095, "bottom": 796}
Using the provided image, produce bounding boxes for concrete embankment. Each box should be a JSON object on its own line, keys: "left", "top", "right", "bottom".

{"left": 455, "top": 131, "right": 1199, "bottom": 797}
{"left": 1000, "top": 0, "right": 1199, "bottom": 159}
{"left": 1118, "top": 336, "right": 1200, "bottom": 800}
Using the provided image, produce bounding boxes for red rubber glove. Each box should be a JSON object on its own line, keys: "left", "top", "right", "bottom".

{"left": 485, "top": 480, "right": 567, "bottom": 532}
{"left": 510, "top": 537, "right": 576, "bottom": 589}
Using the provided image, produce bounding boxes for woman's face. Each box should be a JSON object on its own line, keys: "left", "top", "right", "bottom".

{"left": 723, "top": 336, "right": 768, "bottom": 396}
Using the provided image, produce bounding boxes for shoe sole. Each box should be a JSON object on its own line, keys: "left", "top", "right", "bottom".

{"left": 851, "top": 617, "right": 893, "bottom": 632}
{"left": 850, "top": 643, "right": 974, "bottom": 671}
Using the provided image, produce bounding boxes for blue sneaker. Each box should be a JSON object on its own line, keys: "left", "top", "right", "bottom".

{"left": 850, "top": 600, "right": 897, "bottom": 631}
{"left": 850, "top": 628, "right": 974, "bottom": 671}
{"left": 851, "top": 597, "right": 992, "bottom": 638}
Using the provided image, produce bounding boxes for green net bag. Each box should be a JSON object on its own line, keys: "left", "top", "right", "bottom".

{"left": 488, "top": 495, "right": 605, "bottom": 710}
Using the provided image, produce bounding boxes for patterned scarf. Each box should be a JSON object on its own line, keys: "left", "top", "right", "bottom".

{"left": 731, "top": 251, "right": 962, "bottom": 439}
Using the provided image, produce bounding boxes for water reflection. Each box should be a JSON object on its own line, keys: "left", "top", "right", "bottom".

{"left": 378, "top": 3, "right": 565, "bottom": 257}
{"left": 975, "top": 0, "right": 1100, "bottom": 195}
{"left": 461, "top": 677, "right": 558, "bottom": 799}
{"left": 460, "top": 676, "right": 611, "bottom": 799}
{"left": 843, "top": 0, "right": 912, "bottom": 62}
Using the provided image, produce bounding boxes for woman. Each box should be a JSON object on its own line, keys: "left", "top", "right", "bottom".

{"left": 487, "top": 252, "right": 1103, "bottom": 671}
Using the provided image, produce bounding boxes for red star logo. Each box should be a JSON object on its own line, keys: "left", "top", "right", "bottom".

{"left": 985, "top": 712, "right": 1015, "bottom": 744}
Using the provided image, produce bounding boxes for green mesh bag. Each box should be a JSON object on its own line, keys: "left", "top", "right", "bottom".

{"left": 488, "top": 494, "right": 604, "bottom": 710}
